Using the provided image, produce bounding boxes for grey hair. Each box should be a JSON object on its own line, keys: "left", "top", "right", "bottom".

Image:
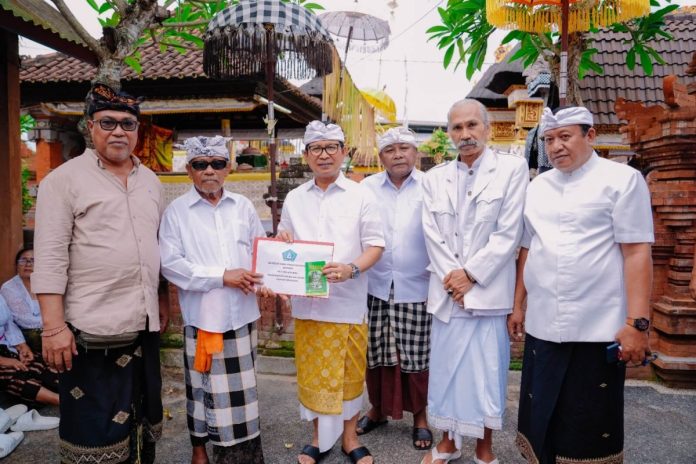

{"left": 447, "top": 99, "right": 490, "bottom": 129}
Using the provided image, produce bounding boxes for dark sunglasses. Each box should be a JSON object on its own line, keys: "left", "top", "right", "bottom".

{"left": 190, "top": 159, "right": 228, "bottom": 171}
{"left": 93, "top": 118, "right": 139, "bottom": 132}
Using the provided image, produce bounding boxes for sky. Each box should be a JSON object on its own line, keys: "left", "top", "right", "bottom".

{"left": 19, "top": 0, "right": 695, "bottom": 124}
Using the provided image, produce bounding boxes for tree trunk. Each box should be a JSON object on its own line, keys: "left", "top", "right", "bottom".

{"left": 94, "top": 56, "right": 124, "bottom": 90}
{"left": 546, "top": 32, "right": 585, "bottom": 107}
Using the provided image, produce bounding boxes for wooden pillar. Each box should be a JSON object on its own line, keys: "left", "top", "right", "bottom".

{"left": 0, "top": 31, "right": 23, "bottom": 283}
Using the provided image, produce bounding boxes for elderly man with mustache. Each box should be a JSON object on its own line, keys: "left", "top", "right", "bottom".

{"left": 419, "top": 99, "right": 529, "bottom": 464}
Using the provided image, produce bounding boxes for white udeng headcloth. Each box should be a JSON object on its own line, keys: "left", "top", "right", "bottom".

{"left": 378, "top": 126, "right": 418, "bottom": 152}
{"left": 183, "top": 136, "right": 230, "bottom": 162}
{"left": 303, "top": 120, "right": 345, "bottom": 145}
{"left": 539, "top": 107, "right": 594, "bottom": 136}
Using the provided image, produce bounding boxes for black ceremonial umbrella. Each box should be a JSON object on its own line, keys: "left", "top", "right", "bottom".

{"left": 204, "top": 0, "right": 334, "bottom": 234}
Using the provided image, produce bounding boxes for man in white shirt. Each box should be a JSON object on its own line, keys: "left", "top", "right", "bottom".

{"left": 277, "top": 121, "right": 384, "bottom": 464}
{"left": 509, "top": 106, "right": 654, "bottom": 464}
{"left": 421, "top": 99, "right": 529, "bottom": 464}
{"left": 159, "top": 136, "right": 270, "bottom": 464}
{"left": 357, "top": 127, "right": 433, "bottom": 451}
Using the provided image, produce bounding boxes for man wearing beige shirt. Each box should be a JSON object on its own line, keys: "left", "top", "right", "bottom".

{"left": 31, "top": 84, "right": 165, "bottom": 464}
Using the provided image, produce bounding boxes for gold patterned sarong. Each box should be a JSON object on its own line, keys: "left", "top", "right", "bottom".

{"left": 295, "top": 320, "right": 367, "bottom": 415}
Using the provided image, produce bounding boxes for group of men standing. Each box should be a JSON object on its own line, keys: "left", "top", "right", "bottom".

{"left": 29, "top": 83, "right": 654, "bottom": 464}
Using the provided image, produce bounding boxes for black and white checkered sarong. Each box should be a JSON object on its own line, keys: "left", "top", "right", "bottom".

{"left": 367, "top": 287, "right": 432, "bottom": 373}
{"left": 184, "top": 323, "right": 260, "bottom": 447}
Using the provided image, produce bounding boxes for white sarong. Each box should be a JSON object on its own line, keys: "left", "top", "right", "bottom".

{"left": 427, "top": 313, "right": 509, "bottom": 449}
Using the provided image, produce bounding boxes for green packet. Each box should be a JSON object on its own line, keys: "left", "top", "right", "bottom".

{"left": 305, "top": 261, "right": 328, "bottom": 296}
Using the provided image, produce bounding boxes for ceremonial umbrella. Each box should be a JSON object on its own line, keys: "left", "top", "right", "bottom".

{"left": 360, "top": 87, "right": 397, "bottom": 122}
{"left": 204, "top": 0, "right": 334, "bottom": 234}
{"left": 486, "top": 0, "right": 650, "bottom": 105}
{"left": 319, "top": 11, "right": 391, "bottom": 67}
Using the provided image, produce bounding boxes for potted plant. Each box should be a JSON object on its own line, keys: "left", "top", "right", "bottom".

{"left": 418, "top": 128, "right": 455, "bottom": 170}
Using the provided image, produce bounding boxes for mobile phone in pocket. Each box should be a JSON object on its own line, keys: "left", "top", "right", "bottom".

{"left": 606, "top": 342, "right": 621, "bottom": 363}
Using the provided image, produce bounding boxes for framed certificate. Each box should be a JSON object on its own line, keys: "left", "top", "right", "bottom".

{"left": 252, "top": 238, "right": 334, "bottom": 298}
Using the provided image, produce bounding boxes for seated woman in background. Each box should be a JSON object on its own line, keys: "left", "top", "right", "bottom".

{"left": 0, "top": 247, "right": 42, "bottom": 353}
{"left": 0, "top": 295, "right": 58, "bottom": 406}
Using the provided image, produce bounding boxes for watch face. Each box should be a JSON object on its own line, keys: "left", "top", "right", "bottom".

{"left": 635, "top": 318, "right": 650, "bottom": 331}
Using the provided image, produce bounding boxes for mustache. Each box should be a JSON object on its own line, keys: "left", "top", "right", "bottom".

{"left": 457, "top": 140, "right": 482, "bottom": 149}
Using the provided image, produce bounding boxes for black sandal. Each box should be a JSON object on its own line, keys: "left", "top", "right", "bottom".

{"left": 412, "top": 427, "right": 433, "bottom": 450}
{"left": 298, "top": 444, "right": 329, "bottom": 464}
{"left": 356, "top": 415, "right": 388, "bottom": 436}
{"left": 342, "top": 446, "right": 374, "bottom": 464}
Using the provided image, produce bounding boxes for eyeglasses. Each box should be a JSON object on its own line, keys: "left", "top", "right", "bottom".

{"left": 307, "top": 144, "right": 341, "bottom": 157}
{"left": 93, "top": 118, "right": 139, "bottom": 132}
{"left": 190, "top": 159, "right": 228, "bottom": 171}
{"left": 17, "top": 258, "right": 34, "bottom": 265}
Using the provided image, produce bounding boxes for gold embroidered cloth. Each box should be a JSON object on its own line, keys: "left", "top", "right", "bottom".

{"left": 295, "top": 320, "right": 367, "bottom": 415}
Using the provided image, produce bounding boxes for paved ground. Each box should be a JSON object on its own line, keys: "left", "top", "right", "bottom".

{"left": 4, "top": 368, "right": 696, "bottom": 463}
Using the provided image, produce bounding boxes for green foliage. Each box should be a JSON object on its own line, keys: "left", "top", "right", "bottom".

{"left": 610, "top": 1, "right": 678, "bottom": 76}
{"left": 83, "top": 0, "right": 325, "bottom": 73}
{"left": 19, "top": 114, "right": 35, "bottom": 134}
{"left": 427, "top": 0, "right": 677, "bottom": 80}
{"left": 21, "top": 165, "right": 33, "bottom": 215}
{"left": 418, "top": 128, "right": 455, "bottom": 163}
{"left": 426, "top": 0, "right": 494, "bottom": 79}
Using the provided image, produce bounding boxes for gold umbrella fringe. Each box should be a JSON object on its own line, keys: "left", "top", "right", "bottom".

{"left": 323, "top": 47, "right": 378, "bottom": 167}
{"left": 486, "top": 0, "right": 651, "bottom": 34}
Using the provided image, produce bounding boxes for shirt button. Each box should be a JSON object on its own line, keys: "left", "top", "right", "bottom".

{"left": 454, "top": 233, "right": 458, "bottom": 236}
{"left": 467, "top": 191, "right": 472, "bottom": 196}
{"left": 454, "top": 253, "right": 459, "bottom": 258}
{"left": 469, "top": 170, "right": 474, "bottom": 175}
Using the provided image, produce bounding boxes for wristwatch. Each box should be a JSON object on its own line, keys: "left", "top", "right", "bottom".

{"left": 349, "top": 263, "right": 360, "bottom": 279}
{"left": 626, "top": 317, "right": 650, "bottom": 332}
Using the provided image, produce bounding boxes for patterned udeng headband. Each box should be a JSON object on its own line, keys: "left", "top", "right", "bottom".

{"left": 86, "top": 83, "right": 143, "bottom": 117}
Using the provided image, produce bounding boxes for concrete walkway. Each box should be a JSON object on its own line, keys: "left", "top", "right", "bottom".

{"left": 4, "top": 366, "right": 696, "bottom": 463}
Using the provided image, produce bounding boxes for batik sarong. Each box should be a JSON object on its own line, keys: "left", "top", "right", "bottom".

{"left": 183, "top": 323, "right": 263, "bottom": 463}
{"left": 0, "top": 345, "right": 58, "bottom": 403}
{"left": 366, "top": 289, "right": 430, "bottom": 419}
{"left": 428, "top": 314, "right": 509, "bottom": 449}
{"left": 516, "top": 333, "right": 625, "bottom": 464}
{"left": 59, "top": 331, "right": 163, "bottom": 464}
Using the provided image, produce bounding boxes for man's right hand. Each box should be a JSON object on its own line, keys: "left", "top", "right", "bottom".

{"left": 42, "top": 329, "right": 78, "bottom": 373}
{"left": 507, "top": 308, "right": 525, "bottom": 341}
{"left": 223, "top": 268, "right": 264, "bottom": 294}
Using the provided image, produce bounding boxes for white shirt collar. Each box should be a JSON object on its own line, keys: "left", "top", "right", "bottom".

{"left": 307, "top": 171, "right": 350, "bottom": 193}
{"left": 185, "top": 186, "right": 235, "bottom": 207}
{"left": 558, "top": 151, "right": 599, "bottom": 178}
{"left": 381, "top": 168, "right": 420, "bottom": 190}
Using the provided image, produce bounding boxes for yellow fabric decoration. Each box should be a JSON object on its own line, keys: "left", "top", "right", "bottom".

{"left": 486, "top": 0, "right": 651, "bottom": 35}
{"left": 295, "top": 319, "right": 368, "bottom": 415}
{"left": 193, "top": 329, "right": 224, "bottom": 373}
{"left": 323, "top": 47, "right": 378, "bottom": 167}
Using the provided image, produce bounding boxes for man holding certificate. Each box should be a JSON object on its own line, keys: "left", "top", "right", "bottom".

{"left": 159, "top": 136, "right": 270, "bottom": 464}
{"left": 277, "top": 121, "right": 384, "bottom": 464}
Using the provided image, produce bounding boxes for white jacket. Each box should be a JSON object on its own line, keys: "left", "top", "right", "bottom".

{"left": 422, "top": 149, "right": 529, "bottom": 322}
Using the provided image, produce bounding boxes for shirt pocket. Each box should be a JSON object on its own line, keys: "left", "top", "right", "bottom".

{"left": 430, "top": 200, "right": 455, "bottom": 231}
{"left": 475, "top": 189, "right": 504, "bottom": 223}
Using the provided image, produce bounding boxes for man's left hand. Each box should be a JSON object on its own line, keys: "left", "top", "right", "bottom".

{"left": 323, "top": 262, "right": 352, "bottom": 283}
{"left": 614, "top": 325, "right": 651, "bottom": 365}
{"left": 443, "top": 269, "right": 474, "bottom": 304}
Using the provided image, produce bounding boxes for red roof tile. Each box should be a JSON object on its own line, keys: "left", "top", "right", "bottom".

{"left": 21, "top": 43, "right": 205, "bottom": 83}
{"left": 579, "top": 13, "right": 696, "bottom": 126}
